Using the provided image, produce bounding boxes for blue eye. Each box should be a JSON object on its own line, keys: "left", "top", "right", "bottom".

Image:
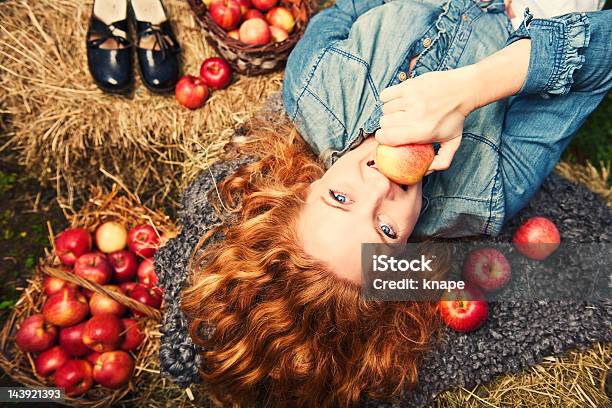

{"left": 329, "top": 189, "right": 350, "bottom": 204}
{"left": 380, "top": 223, "right": 397, "bottom": 239}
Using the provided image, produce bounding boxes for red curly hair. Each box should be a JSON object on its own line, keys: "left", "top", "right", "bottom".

{"left": 181, "top": 117, "right": 440, "bottom": 407}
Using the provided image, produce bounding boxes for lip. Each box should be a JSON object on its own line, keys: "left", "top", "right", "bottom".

{"left": 365, "top": 158, "right": 409, "bottom": 192}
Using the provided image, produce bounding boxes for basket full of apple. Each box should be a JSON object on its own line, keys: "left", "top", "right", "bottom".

{"left": 0, "top": 189, "right": 177, "bottom": 406}
{"left": 187, "top": 0, "right": 315, "bottom": 75}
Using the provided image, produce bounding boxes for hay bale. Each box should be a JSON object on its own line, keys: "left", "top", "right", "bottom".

{"left": 0, "top": 0, "right": 282, "bottom": 207}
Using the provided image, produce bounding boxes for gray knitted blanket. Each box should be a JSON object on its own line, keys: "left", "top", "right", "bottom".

{"left": 154, "top": 99, "right": 611, "bottom": 407}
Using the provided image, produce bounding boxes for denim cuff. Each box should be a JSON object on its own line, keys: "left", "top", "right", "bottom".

{"left": 507, "top": 9, "right": 591, "bottom": 96}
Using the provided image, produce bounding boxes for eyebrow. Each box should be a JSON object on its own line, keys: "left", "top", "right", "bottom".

{"left": 320, "top": 194, "right": 392, "bottom": 244}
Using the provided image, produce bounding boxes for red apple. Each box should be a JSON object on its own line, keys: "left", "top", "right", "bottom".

{"left": 127, "top": 224, "right": 160, "bottom": 258}
{"left": 43, "top": 276, "right": 77, "bottom": 297}
{"left": 55, "top": 228, "right": 92, "bottom": 266}
{"left": 266, "top": 6, "right": 294, "bottom": 33}
{"left": 463, "top": 248, "right": 511, "bottom": 292}
{"left": 82, "top": 314, "right": 124, "bottom": 353}
{"left": 137, "top": 258, "right": 158, "bottom": 288}
{"left": 95, "top": 221, "right": 128, "bottom": 254}
{"left": 54, "top": 359, "right": 93, "bottom": 396}
{"left": 93, "top": 351, "right": 134, "bottom": 389}
{"left": 129, "top": 285, "right": 162, "bottom": 316}
{"left": 269, "top": 25, "right": 288, "bottom": 42}
{"left": 74, "top": 252, "right": 112, "bottom": 285}
{"left": 175, "top": 76, "right": 209, "bottom": 110}
{"left": 15, "top": 314, "right": 58, "bottom": 353}
{"left": 90, "top": 285, "right": 127, "bottom": 317}
{"left": 108, "top": 250, "right": 138, "bottom": 283}
{"left": 239, "top": 18, "right": 271, "bottom": 46}
{"left": 228, "top": 29, "right": 240, "bottom": 39}
{"left": 43, "top": 290, "right": 89, "bottom": 327}
{"left": 438, "top": 285, "right": 488, "bottom": 333}
{"left": 86, "top": 352, "right": 100, "bottom": 366}
{"left": 120, "top": 319, "right": 144, "bottom": 351}
{"left": 59, "top": 323, "right": 90, "bottom": 357}
{"left": 376, "top": 143, "right": 435, "bottom": 186}
{"left": 35, "top": 346, "right": 69, "bottom": 377}
{"left": 119, "top": 282, "right": 138, "bottom": 296}
{"left": 209, "top": 0, "right": 242, "bottom": 31}
{"left": 244, "top": 9, "right": 265, "bottom": 20}
{"left": 252, "top": 0, "right": 277, "bottom": 12}
{"left": 200, "top": 58, "right": 232, "bottom": 90}
{"left": 236, "top": 0, "right": 251, "bottom": 15}
{"left": 512, "top": 216, "right": 561, "bottom": 261}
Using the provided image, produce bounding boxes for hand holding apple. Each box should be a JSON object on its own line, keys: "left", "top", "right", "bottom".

{"left": 375, "top": 143, "right": 435, "bottom": 186}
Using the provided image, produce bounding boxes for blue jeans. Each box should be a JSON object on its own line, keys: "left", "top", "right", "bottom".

{"left": 502, "top": 10, "right": 611, "bottom": 220}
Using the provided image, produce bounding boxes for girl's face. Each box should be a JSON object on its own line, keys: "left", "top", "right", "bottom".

{"left": 298, "top": 136, "right": 422, "bottom": 284}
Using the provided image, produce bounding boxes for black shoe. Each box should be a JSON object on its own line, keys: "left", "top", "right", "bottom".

{"left": 86, "top": 0, "right": 133, "bottom": 94}
{"left": 130, "top": 0, "right": 181, "bottom": 94}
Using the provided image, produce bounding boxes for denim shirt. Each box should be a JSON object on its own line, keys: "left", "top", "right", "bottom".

{"left": 283, "top": 0, "right": 598, "bottom": 238}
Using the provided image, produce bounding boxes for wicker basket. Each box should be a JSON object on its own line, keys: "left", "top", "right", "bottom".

{"left": 0, "top": 188, "right": 177, "bottom": 407}
{"left": 187, "top": 0, "right": 315, "bottom": 75}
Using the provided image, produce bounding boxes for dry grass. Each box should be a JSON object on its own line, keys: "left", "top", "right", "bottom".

{"left": 433, "top": 343, "right": 611, "bottom": 408}
{"left": 0, "top": 0, "right": 282, "bottom": 207}
{"left": 556, "top": 161, "right": 611, "bottom": 205}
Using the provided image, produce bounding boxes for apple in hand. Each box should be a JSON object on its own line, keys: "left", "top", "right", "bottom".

{"left": 89, "top": 285, "right": 127, "bottom": 316}
{"left": 35, "top": 346, "right": 70, "bottom": 377}
{"left": 55, "top": 228, "right": 92, "bottom": 266}
{"left": 93, "top": 351, "right": 134, "bottom": 389}
{"left": 127, "top": 224, "right": 160, "bottom": 258}
{"left": 375, "top": 143, "right": 435, "bottom": 186}
{"left": 43, "top": 290, "right": 89, "bottom": 327}
{"left": 175, "top": 76, "right": 209, "bottom": 110}
{"left": 512, "top": 216, "right": 560, "bottom": 261}
{"left": 137, "top": 258, "right": 158, "bottom": 288}
{"left": 209, "top": 0, "right": 242, "bottom": 31}
{"left": 438, "top": 285, "right": 488, "bottom": 333}
{"left": 244, "top": 9, "right": 264, "bottom": 20}
{"left": 82, "top": 314, "right": 124, "bottom": 353}
{"left": 96, "top": 221, "right": 128, "bottom": 253}
{"left": 266, "top": 7, "right": 294, "bottom": 33}
{"left": 252, "top": 0, "right": 277, "bottom": 12}
{"left": 269, "top": 25, "right": 288, "bottom": 42}
{"left": 239, "top": 18, "right": 271, "bottom": 45}
{"left": 129, "top": 284, "right": 162, "bottom": 316}
{"left": 200, "top": 58, "right": 232, "bottom": 90}
{"left": 54, "top": 359, "right": 93, "bottom": 397}
{"left": 463, "top": 248, "right": 511, "bottom": 292}
{"left": 15, "top": 314, "right": 58, "bottom": 353}
{"left": 59, "top": 323, "right": 90, "bottom": 357}
{"left": 120, "top": 319, "right": 144, "bottom": 351}
{"left": 108, "top": 250, "right": 138, "bottom": 283}
{"left": 74, "top": 252, "right": 112, "bottom": 285}
{"left": 43, "top": 276, "right": 77, "bottom": 296}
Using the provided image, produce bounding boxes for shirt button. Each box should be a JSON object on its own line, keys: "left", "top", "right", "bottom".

{"left": 422, "top": 37, "right": 432, "bottom": 48}
{"left": 462, "top": 13, "right": 469, "bottom": 21}
{"left": 397, "top": 71, "right": 407, "bottom": 81}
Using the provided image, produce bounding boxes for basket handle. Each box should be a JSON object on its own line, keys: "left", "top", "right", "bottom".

{"left": 40, "top": 266, "right": 162, "bottom": 320}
